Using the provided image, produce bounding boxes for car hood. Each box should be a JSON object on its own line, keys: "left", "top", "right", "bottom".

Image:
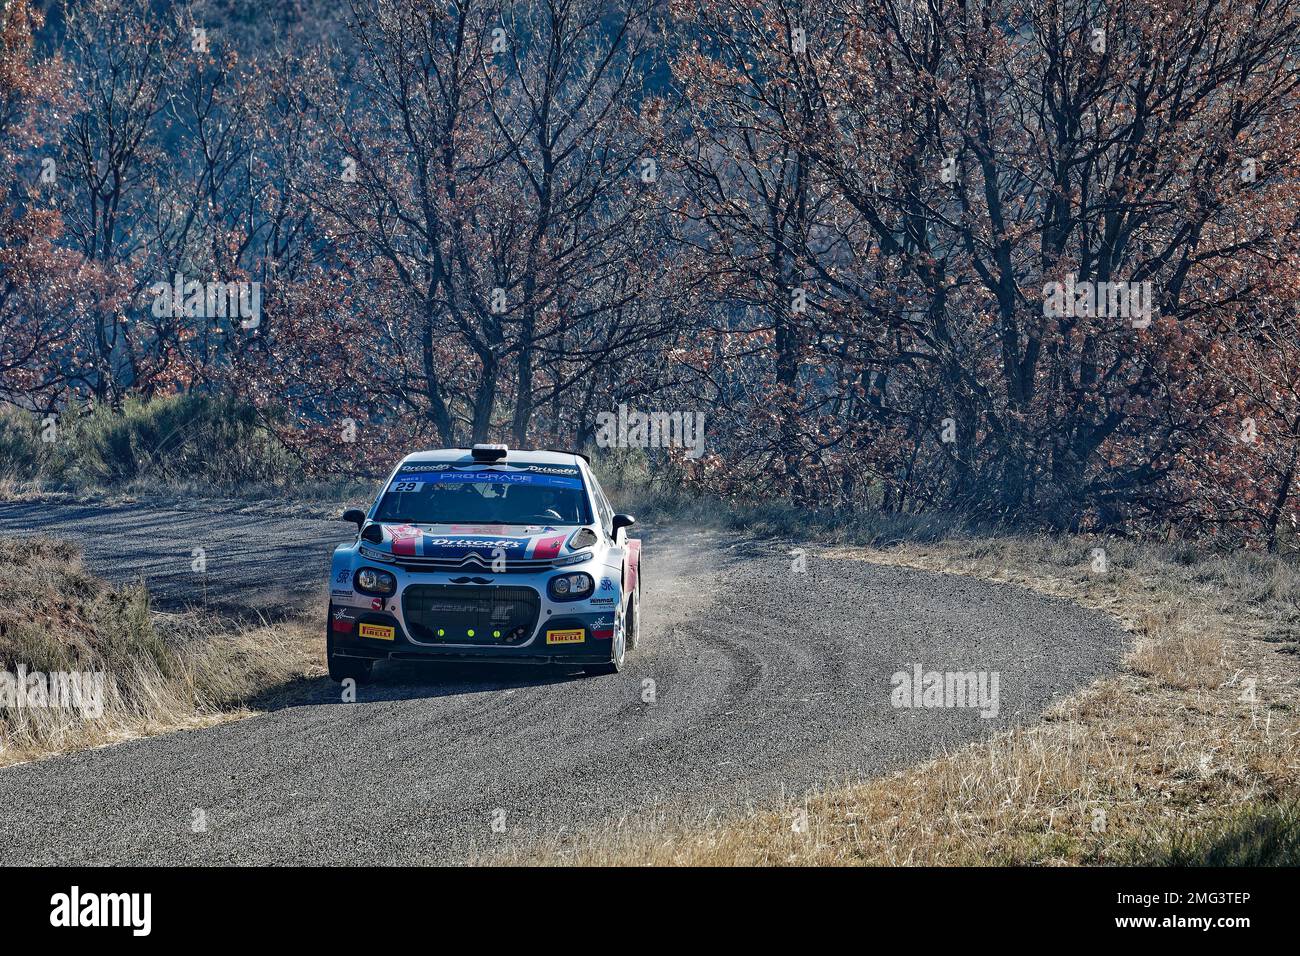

{"left": 364, "top": 522, "right": 592, "bottom": 561}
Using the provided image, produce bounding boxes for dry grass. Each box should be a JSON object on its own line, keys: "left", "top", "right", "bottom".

{"left": 504, "top": 532, "right": 1300, "bottom": 865}
{"left": 0, "top": 536, "right": 323, "bottom": 768}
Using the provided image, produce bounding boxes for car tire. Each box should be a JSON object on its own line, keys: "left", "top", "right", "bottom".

{"left": 327, "top": 628, "right": 374, "bottom": 684}
{"left": 583, "top": 600, "right": 628, "bottom": 676}
{"left": 625, "top": 583, "right": 640, "bottom": 651}
{"left": 329, "top": 655, "right": 373, "bottom": 684}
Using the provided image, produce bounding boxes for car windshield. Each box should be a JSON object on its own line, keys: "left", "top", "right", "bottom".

{"left": 372, "top": 465, "right": 592, "bottom": 526}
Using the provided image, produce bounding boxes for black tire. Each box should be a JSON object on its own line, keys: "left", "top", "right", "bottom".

{"left": 329, "top": 655, "right": 373, "bottom": 684}
{"left": 625, "top": 584, "right": 641, "bottom": 651}
{"left": 327, "top": 628, "right": 374, "bottom": 684}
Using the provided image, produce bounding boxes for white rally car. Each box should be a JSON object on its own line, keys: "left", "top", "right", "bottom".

{"left": 326, "top": 445, "right": 642, "bottom": 682}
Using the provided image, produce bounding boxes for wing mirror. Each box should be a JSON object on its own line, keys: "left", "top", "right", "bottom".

{"left": 611, "top": 514, "right": 636, "bottom": 537}
{"left": 341, "top": 508, "right": 366, "bottom": 531}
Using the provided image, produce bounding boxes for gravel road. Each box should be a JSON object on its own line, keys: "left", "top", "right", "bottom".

{"left": 0, "top": 500, "right": 1129, "bottom": 864}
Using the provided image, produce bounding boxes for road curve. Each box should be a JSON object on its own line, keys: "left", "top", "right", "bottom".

{"left": 0, "top": 500, "right": 1128, "bottom": 864}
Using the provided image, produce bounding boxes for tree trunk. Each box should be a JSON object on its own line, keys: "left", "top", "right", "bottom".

{"left": 471, "top": 355, "right": 499, "bottom": 443}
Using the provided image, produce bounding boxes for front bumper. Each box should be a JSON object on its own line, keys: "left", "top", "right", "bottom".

{"left": 330, "top": 606, "right": 617, "bottom": 665}
{"left": 328, "top": 573, "right": 619, "bottom": 665}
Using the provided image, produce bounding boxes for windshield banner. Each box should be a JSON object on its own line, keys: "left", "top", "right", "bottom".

{"left": 388, "top": 470, "right": 582, "bottom": 490}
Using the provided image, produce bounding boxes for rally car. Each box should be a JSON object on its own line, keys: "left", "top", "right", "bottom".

{"left": 326, "top": 445, "right": 642, "bottom": 682}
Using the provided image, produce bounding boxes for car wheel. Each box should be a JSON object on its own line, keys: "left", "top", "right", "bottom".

{"left": 625, "top": 584, "right": 640, "bottom": 651}
{"left": 327, "top": 628, "right": 374, "bottom": 684}
{"left": 329, "top": 655, "right": 373, "bottom": 684}
{"left": 583, "top": 603, "right": 627, "bottom": 676}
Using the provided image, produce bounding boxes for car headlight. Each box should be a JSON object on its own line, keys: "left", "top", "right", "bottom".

{"left": 355, "top": 567, "right": 397, "bottom": 596}
{"left": 548, "top": 572, "right": 594, "bottom": 601}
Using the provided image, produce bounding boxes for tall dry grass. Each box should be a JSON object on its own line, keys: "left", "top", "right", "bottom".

{"left": 0, "top": 536, "right": 322, "bottom": 767}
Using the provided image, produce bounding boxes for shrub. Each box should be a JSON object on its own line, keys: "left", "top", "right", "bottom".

{"left": 0, "top": 406, "right": 67, "bottom": 483}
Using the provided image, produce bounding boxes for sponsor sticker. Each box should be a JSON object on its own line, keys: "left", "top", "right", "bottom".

{"left": 519, "top": 464, "right": 580, "bottom": 476}
{"left": 391, "top": 471, "right": 581, "bottom": 490}
{"left": 546, "top": 628, "right": 584, "bottom": 645}
{"left": 425, "top": 538, "right": 523, "bottom": 549}
{"left": 358, "top": 623, "right": 396, "bottom": 641}
{"left": 331, "top": 589, "right": 368, "bottom": 608}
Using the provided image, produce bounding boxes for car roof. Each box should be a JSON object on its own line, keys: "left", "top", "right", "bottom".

{"left": 398, "top": 448, "right": 585, "bottom": 468}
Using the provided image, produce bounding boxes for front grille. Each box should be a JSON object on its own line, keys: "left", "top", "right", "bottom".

{"left": 402, "top": 584, "right": 540, "bottom": 645}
